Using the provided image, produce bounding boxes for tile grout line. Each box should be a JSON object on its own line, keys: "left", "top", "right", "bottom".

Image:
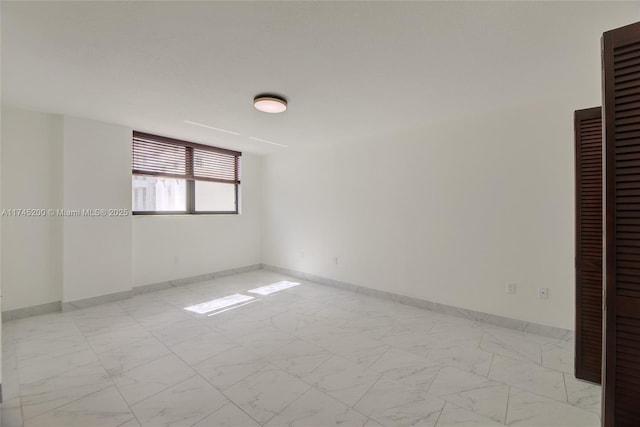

{"left": 195, "top": 372, "right": 264, "bottom": 426}
{"left": 93, "top": 337, "right": 171, "bottom": 378}
{"left": 22, "top": 383, "right": 114, "bottom": 423}
{"left": 504, "top": 386, "right": 511, "bottom": 424}
{"left": 186, "top": 397, "right": 236, "bottom": 427}
{"left": 212, "top": 350, "right": 273, "bottom": 391}
{"left": 22, "top": 277, "right": 286, "bottom": 425}
{"left": 109, "top": 376, "right": 143, "bottom": 427}
{"left": 6, "top": 271, "right": 591, "bottom": 426}
{"left": 487, "top": 353, "right": 496, "bottom": 378}
{"left": 16, "top": 319, "right": 100, "bottom": 423}
{"left": 484, "top": 358, "right": 585, "bottom": 408}
{"left": 482, "top": 331, "right": 545, "bottom": 367}
{"left": 350, "top": 374, "right": 383, "bottom": 410}
{"left": 423, "top": 366, "right": 444, "bottom": 395}
{"left": 258, "top": 382, "right": 314, "bottom": 425}
{"left": 106, "top": 296, "right": 204, "bottom": 380}
{"left": 116, "top": 416, "right": 138, "bottom": 427}
{"left": 508, "top": 384, "right": 594, "bottom": 413}
{"left": 127, "top": 373, "right": 200, "bottom": 407}
{"left": 366, "top": 345, "right": 391, "bottom": 369}
{"left": 220, "top": 400, "right": 264, "bottom": 427}
{"left": 432, "top": 400, "right": 446, "bottom": 427}
{"left": 436, "top": 345, "right": 587, "bottom": 410}
{"left": 485, "top": 338, "right": 571, "bottom": 371}
{"left": 79, "top": 301, "right": 204, "bottom": 417}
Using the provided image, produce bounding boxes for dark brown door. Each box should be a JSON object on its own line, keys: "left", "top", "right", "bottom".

{"left": 575, "top": 107, "right": 603, "bottom": 385}
{"left": 602, "top": 21, "right": 640, "bottom": 427}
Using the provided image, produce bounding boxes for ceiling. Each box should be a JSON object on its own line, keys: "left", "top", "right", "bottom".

{"left": 2, "top": 1, "right": 638, "bottom": 154}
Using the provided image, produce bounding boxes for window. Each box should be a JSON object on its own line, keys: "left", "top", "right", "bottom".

{"left": 132, "top": 131, "right": 241, "bottom": 214}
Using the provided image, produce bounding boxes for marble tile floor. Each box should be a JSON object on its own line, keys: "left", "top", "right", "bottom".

{"left": 0, "top": 270, "right": 600, "bottom": 427}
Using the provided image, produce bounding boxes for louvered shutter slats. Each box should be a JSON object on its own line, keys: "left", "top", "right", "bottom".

{"left": 603, "top": 21, "right": 640, "bottom": 427}
{"left": 575, "top": 107, "right": 603, "bottom": 385}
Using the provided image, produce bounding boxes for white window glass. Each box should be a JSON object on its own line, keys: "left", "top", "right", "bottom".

{"left": 195, "top": 181, "right": 236, "bottom": 212}
{"left": 132, "top": 176, "right": 187, "bottom": 212}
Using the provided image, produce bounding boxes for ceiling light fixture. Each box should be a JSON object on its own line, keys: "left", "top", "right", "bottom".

{"left": 253, "top": 94, "right": 287, "bottom": 113}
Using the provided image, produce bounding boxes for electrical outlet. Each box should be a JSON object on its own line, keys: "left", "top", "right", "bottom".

{"left": 538, "top": 287, "right": 549, "bottom": 299}
{"left": 506, "top": 283, "right": 516, "bottom": 295}
{"left": 300, "top": 251, "right": 305, "bottom": 259}
{"left": 334, "top": 256, "right": 338, "bottom": 265}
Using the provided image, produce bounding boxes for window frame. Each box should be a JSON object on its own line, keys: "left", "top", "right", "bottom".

{"left": 132, "top": 131, "right": 241, "bottom": 215}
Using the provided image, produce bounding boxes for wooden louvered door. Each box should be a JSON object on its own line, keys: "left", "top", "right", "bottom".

{"left": 602, "top": 21, "right": 640, "bottom": 427}
{"left": 575, "top": 107, "right": 603, "bottom": 385}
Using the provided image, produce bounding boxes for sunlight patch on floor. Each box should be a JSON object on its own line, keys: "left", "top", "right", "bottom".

{"left": 184, "top": 293, "right": 255, "bottom": 314}
{"left": 248, "top": 281, "right": 301, "bottom": 296}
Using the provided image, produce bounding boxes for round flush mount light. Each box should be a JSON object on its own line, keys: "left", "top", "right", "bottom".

{"left": 253, "top": 94, "right": 287, "bottom": 113}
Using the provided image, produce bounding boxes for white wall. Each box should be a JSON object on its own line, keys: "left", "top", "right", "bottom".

{"left": 0, "top": 99, "right": 591, "bottom": 329}
{"left": 132, "top": 154, "right": 262, "bottom": 286}
{"left": 1, "top": 106, "right": 263, "bottom": 309}
{"left": 262, "top": 98, "right": 581, "bottom": 330}
{"left": 1, "top": 107, "right": 63, "bottom": 310}
{"left": 62, "top": 116, "right": 133, "bottom": 302}
{"left": 1, "top": 109, "right": 133, "bottom": 306}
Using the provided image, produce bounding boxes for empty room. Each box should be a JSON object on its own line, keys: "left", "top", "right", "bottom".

{"left": 1, "top": 1, "right": 639, "bottom": 426}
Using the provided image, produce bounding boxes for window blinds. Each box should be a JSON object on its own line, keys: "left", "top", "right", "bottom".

{"left": 132, "top": 131, "right": 241, "bottom": 184}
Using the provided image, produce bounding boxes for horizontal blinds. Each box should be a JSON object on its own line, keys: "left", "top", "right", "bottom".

{"left": 133, "top": 131, "right": 241, "bottom": 184}
{"left": 193, "top": 148, "right": 239, "bottom": 182}
{"left": 132, "top": 138, "right": 187, "bottom": 178}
